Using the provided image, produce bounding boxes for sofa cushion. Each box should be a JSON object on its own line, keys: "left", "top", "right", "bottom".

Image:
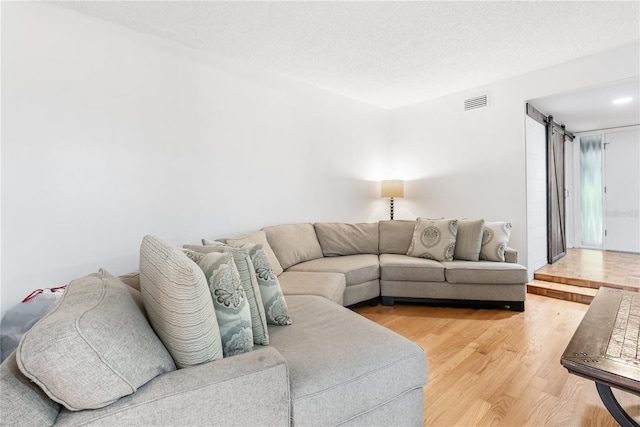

{"left": 268, "top": 295, "right": 427, "bottom": 425}
{"left": 212, "top": 230, "right": 284, "bottom": 276}
{"left": 379, "top": 254, "right": 445, "bottom": 282}
{"left": 262, "top": 223, "right": 323, "bottom": 270}
{"left": 378, "top": 220, "right": 416, "bottom": 254}
{"left": 442, "top": 261, "right": 528, "bottom": 284}
{"left": 480, "top": 221, "right": 513, "bottom": 262}
{"left": 190, "top": 252, "right": 254, "bottom": 357}
{"left": 407, "top": 218, "right": 458, "bottom": 262}
{"left": 243, "top": 243, "right": 292, "bottom": 326}
{"left": 277, "top": 272, "right": 346, "bottom": 306}
{"left": 287, "top": 254, "right": 379, "bottom": 286}
{"left": 453, "top": 219, "right": 485, "bottom": 261}
{"left": 184, "top": 244, "right": 270, "bottom": 346}
{"left": 54, "top": 347, "right": 290, "bottom": 427}
{"left": 1, "top": 351, "right": 61, "bottom": 425}
{"left": 17, "top": 269, "right": 176, "bottom": 410}
{"left": 314, "top": 222, "right": 379, "bottom": 256}
{"left": 140, "top": 236, "right": 223, "bottom": 369}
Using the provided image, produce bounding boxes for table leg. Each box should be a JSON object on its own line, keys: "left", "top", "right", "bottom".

{"left": 596, "top": 382, "right": 639, "bottom": 427}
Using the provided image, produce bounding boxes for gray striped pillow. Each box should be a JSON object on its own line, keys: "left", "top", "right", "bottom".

{"left": 454, "top": 219, "right": 485, "bottom": 261}
{"left": 140, "top": 235, "right": 223, "bottom": 368}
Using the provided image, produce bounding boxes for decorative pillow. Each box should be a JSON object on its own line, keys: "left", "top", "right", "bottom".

{"left": 314, "top": 223, "right": 379, "bottom": 256}
{"left": 193, "top": 252, "right": 253, "bottom": 357}
{"left": 406, "top": 218, "right": 458, "bottom": 262}
{"left": 209, "top": 230, "right": 284, "bottom": 276}
{"left": 453, "top": 219, "right": 485, "bottom": 261}
{"left": 242, "top": 243, "right": 292, "bottom": 325}
{"left": 139, "top": 235, "right": 223, "bottom": 368}
{"left": 480, "top": 222, "right": 513, "bottom": 262}
{"left": 16, "top": 269, "right": 176, "bottom": 411}
{"left": 184, "top": 244, "right": 269, "bottom": 346}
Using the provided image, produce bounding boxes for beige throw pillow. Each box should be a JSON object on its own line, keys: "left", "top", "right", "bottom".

{"left": 17, "top": 269, "right": 176, "bottom": 411}
{"left": 407, "top": 218, "right": 458, "bottom": 262}
{"left": 453, "top": 219, "right": 485, "bottom": 261}
{"left": 479, "top": 222, "right": 513, "bottom": 262}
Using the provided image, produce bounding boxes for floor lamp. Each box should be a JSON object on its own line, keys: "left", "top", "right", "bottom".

{"left": 381, "top": 180, "right": 404, "bottom": 220}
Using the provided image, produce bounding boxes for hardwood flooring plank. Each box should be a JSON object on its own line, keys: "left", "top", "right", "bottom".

{"left": 353, "top": 294, "right": 640, "bottom": 426}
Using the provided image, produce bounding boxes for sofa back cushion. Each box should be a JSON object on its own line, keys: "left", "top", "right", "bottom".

{"left": 16, "top": 269, "right": 177, "bottom": 411}
{"left": 314, "top": 222, "right": 379, "bottom": 256}
{"left": 140, "top": 235, "right": 223, "bottom": 368}
{"left": 262, "top": 223, "right": 324, "bottom": 270}
{"left": 378, "top": 220, "right": 416, "bottom": 254}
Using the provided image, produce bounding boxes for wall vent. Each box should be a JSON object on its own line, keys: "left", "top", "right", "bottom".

{"left": 464, "top": 95, "right": 488, "bottom": 111}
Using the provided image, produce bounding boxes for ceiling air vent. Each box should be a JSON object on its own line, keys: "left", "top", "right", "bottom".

{"left": 464, "top": 95, "right": 488, "bottom": 111}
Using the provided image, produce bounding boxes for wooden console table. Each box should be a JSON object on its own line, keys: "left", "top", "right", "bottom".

{"left": 562, "top": 287, "right": 640, "bottom": 427}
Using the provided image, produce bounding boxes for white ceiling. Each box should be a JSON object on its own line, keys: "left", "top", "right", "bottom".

{"left": 52, "top": 1, "right": 640, "bottom": 110}
{"left": 530, "top": 78, "right": 640, "bottom": 133}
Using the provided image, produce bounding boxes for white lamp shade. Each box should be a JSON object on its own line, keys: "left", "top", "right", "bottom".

{"left": 381, "top": 180, "right": 404, "bottom": 198}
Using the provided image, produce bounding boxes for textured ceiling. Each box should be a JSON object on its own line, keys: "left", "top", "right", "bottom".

{"left": 53, "top": 1, "right": 640, "bottom": 109}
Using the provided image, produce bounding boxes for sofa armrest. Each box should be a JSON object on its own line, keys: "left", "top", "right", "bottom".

{"left": 505, "top": 247, "right": 518, "bottom": 264}
{"left": 55, "top": 347, "right": 290, "bottom": 426}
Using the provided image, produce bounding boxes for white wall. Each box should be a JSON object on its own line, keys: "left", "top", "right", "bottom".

{"left": 0, "top": 2, "right": 388, "bottom": 319}
{"left": 2, "top": 3, "right": 638, "bottom": 320}
{"left": 386, "top": 43, "right": 639, "bottom": 271}
{"left": 525, "top": 116, "right": 548, "bottom": 279}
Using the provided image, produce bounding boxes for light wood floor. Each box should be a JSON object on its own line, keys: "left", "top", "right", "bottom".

{"left": 535, "top": 248, "right": 640, "bottom": 291}
{"left": 354, "top": 294, "right": 640, "bottom": 426}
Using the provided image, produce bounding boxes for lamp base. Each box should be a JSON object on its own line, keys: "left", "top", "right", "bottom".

{"left": 389, "top": 197, "right": 395, "bottom": 220}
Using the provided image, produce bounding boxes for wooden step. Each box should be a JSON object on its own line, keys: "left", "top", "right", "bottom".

{"left": 533, "top": 272, "right": 625, "bottom": 289}
{"left": 527, "top": 280, "right": 597, "bottom": 305}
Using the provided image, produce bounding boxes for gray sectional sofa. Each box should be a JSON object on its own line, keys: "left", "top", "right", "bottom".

{"left": 1, "top": 229, "right": 428, "bottom": 426}
{"left": 1, "top": 218, "right": 526, "bottom": 426}
{"left": 259, "top": 220, "right": 527, "bottom": 312}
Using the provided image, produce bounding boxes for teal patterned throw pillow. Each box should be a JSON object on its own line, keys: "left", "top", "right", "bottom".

{"left": 184, "top": 244, "right": 269, "bottom": 346}
{"left": 190, "top": 251, "right": 253, "bottom": 357}
{"left": 243, "top": 243, "right": 292, "bottom": 326}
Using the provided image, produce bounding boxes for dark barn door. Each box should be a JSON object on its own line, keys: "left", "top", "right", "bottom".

{"left": 547, "top": 121, "right": 566, "bottom": 264}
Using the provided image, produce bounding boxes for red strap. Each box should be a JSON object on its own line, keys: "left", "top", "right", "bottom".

{"left": 22, "top": 289, "right": 43, "bottom": 303}
{"left": 22, "top": 285, "right": 67, "bottom": 302}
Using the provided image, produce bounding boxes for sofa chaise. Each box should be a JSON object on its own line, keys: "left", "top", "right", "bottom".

{"left": 1, "top": 234, "right": 427, "bottom": 426}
